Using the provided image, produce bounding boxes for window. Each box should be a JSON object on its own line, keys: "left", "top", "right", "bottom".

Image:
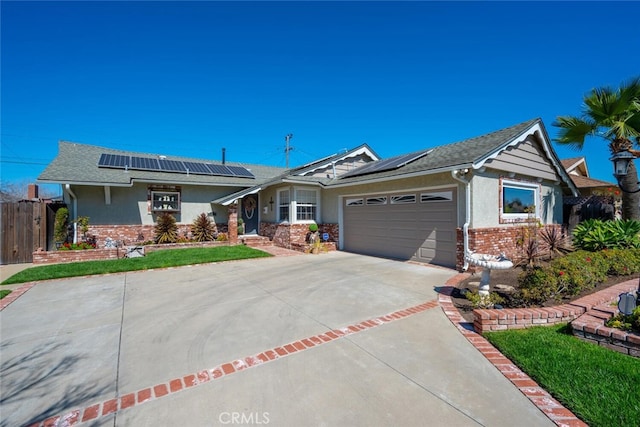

{"left": 278, "top": 189, "right": 290, "bottom": 222}
{"left": 391, "top": 194, "right": 416, "bottom": 204}
{"left": 151, "top": 190, "right": 180, "bottom": 212}
{"left": 420, "top": 191, "right": 452, "bottom": 202}
{"left": 366, "top": 196, "right": 387, "bottom": 205}
{"left": 295, "top": 188, "right": 318, "bottom": 221}
{"left": 346, "top": 198, "right": 363, "bottom": 206}
{"left": 501, "top": 180, "right": 539, "bottom": 221}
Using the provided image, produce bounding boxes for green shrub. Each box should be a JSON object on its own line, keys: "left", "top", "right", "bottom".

{"left": 54, "top": 207, "right": 69, "bottom": 243}
{"left": 549, "top": 251, "right": 607, "bottom": 295}
{"left": 515, "top": 267, "right": 561, "bottom": 306}
{"left": 191, "top": 213, "right": 215, "bottom": 242}
{"left": 599, "top": 248, "right": 640, "bottom": 275}
{"left": 514, "top": 248, "right": 640, "bottom": 306}
{"left": 465, "top": 291, "right": 504, "bottom": 309}
{"left": 572, "top": 219, "right": 640, "bottom": 251}
{"left": 154, "top": 213, "right": 178, "bottom": 244}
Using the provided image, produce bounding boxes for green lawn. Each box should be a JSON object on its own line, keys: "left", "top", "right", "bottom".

{"left": 0, "top": 289, "right": 11, "bottom": 299}
{"left": 485, "top": 324, "right": 640, "bottom": 427}
{"left": 1, "top": 245, "right": 272, "bottom": 285}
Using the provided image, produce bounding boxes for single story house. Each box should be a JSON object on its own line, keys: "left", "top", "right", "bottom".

{"left": 38, "top": 118, "right": 579, "bottom": 270}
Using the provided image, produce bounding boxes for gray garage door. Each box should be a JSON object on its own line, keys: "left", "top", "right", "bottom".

{"left": 343, "top": 189, "right": 457, "bottom": 267}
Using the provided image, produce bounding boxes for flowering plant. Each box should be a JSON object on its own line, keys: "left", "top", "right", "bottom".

{"left": 59, "top": 241, "right": 97, "bottom": 251}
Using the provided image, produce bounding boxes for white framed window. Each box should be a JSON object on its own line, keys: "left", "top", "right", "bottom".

{"left": 294, "top": 188, "right": 319, "bottom": 222}
{"left": 366, "top": 196, "right": 387, "bottom": 205}
{"left": 391, "top": 194, "right": 416, "bottom": 204}
{"left": 278, "top": 189, "right": 290, "bottom": 222}
{"left": 501, "top": 179, "right": 540, "bottom": 221}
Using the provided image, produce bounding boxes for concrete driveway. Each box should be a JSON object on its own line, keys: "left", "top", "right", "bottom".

{"left": 0, "top": 251, "right": 553, "bottom": 427}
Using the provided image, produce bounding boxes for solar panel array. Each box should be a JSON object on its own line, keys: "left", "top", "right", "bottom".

{"left": 97, "top": 153, "right": 254, "bottom": 178}
{"left": 341, "top": 150, "right": 430, "bottom": 178}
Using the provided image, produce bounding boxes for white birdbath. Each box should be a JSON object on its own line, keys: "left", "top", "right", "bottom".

{"left": 465, "top": 253, "right": 514, "bottom": 297}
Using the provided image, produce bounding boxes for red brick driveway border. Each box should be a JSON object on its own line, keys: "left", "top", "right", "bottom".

{"left": 439, "top": 273, "right": 589, "bottom": 427}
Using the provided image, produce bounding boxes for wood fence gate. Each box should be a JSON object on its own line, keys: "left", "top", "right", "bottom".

{"left": 0, "top": 201, "right": 49, "bottom": 265}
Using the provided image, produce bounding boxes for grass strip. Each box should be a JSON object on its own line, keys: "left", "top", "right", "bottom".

{"left": 485, "top": 324, "right": 640, "bottom": 427}
{"left": 0, "top": 289, "right": 11, "bottom": 299}
{"left": 1, "top": 245, "right": 272, "bottom": 285}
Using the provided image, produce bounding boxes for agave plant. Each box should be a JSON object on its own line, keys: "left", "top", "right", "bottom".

{"left": 191, "top": 213, "right": 215, "bottom": 242}
{"left": 154, "top": 213, "right": 178, "bottom": 244}
{"left": 573, "top": 219, "right": 640, "bottom": 251}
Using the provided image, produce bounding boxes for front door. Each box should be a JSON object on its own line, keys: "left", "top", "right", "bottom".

{"left": 241, "top": 194, "right": 259, "bottom": 235}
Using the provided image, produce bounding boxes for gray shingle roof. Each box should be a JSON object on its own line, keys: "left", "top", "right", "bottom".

{"left": 38, "top": 141, "right": 286, "bottom": 186}
{"left": 333, "top": 118, "right": 542, "bottom": 184}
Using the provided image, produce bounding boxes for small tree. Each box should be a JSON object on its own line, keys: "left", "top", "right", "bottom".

{"left": 191, "top": 213, "right": 215, "bottom": 242}
{"left": 154, "top": 213, "right": 178, "bottom": 244}
{"left": 53, "top": 207, "right": 69, "bottom": 244}
{"left": 76, "top": 216, "right": 90, "bottom": 238}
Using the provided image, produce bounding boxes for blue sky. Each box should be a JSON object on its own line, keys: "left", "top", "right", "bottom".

{"left": 2, "top": 1, "right": 639, "bottom": 195}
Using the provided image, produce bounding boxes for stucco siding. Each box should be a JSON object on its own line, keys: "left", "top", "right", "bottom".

{"left": 69, "top": 183, "right": 241, "bottom": 225}
{"left": 470, "top": 171, "right": 563, "bottom": 228}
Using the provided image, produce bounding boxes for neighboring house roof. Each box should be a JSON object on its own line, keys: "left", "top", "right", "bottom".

{"left": 38, "top": 141, "right": 286, "bottom": 187}
{"left": 561, "top": 157, "right": 589, "bottom": 177}
{"left": 569, "top": 175, "right": 615, "bottom": 189}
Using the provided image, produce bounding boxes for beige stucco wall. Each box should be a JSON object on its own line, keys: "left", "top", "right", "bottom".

{"left": 469, "top": 170, "right": 563, "bottom": 228}
{"left": 67, "top": 183, "right": 242, "bottom": 225}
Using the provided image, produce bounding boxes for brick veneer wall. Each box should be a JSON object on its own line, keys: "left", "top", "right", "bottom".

{"left": 85, "top": 224, "right": 229, "bottom": 247}
{"left": 456, "top": 224, "right": 565, "bottom": 271}
{"left": 260, "top": 222, "right": 339, "bottom": 253}
{"left": 33, "top": 240, "right": 230, "bottom": 265}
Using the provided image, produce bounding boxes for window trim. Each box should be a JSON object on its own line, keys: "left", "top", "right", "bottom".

{"left": 277, "top": 188, "right": 290, "bottom": 223}
{"left": 293, "top": 186, "right": 320, "bottom": 223}
{"left": 500, "top": 178, "right": 540, "bottom": 223}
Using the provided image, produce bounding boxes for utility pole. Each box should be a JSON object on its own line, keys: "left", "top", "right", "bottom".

{"left": 285, "top": 133, "right": 294, "bottom": 168}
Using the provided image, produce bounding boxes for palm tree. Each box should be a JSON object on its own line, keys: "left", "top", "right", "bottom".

{"left": 554, "top": 77, "right": 640, "bottom": 220}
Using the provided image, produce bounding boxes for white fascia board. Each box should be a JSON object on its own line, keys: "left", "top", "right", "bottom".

{"left": 281, "top": 179, "right": 324, "bottom": 187}
{"left": 294, "top": 147, "right": 380, "bottom": 176}
{"left": 325, "top": 164, "right": 473, "bottom": 189}
{"left": 217, "top": 186, "right": 263, "bottom": 206}
{"left": 36, "top": 179, "right": 133, "bottom": 187}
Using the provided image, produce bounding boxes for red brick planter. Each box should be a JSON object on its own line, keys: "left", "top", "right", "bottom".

{"left": 473, "top": 280, "right": 640, "bottom": 357}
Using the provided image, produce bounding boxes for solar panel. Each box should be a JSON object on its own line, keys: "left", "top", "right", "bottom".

{"left": 341, "top": 150, "right": 430, "bottom": 178}
{"left": 183, "top": 161, "right": 212, "bottom": 175}
{"left": 227, "top": 165, "right": 255, "bottom": 178}
{"left": 131, "top": 156, "right": 160, "bottom": 170}
{"left": 97, "top": 152, "right": 255, "bottom": 179}
{"left": 159, "top": 159, "right": 187, "bottom": 172}
{"left": 207, "top": 164, "right": 234, "bottom": 176}
{"left": 98, "top": 153, "right": 129, "bottom": 168}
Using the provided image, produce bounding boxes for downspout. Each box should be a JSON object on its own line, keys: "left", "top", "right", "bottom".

{"left": 65, "top": 184, "right": 78, "bottom": 244}
{"left": 451, "top": 169, "right": 471, "bottom": 271}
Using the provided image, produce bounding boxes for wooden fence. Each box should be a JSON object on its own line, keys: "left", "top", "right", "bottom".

{"left": 0, "top": 201, "right": 49, "bottom": 265}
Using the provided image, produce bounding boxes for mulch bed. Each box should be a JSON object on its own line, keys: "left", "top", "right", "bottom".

{"left": 451, "top": 266, "right": 639, "bottom": 323}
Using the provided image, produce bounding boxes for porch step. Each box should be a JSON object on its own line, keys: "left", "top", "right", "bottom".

{"left": 240, "top": 235, "right": 272, "bottom": 247}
